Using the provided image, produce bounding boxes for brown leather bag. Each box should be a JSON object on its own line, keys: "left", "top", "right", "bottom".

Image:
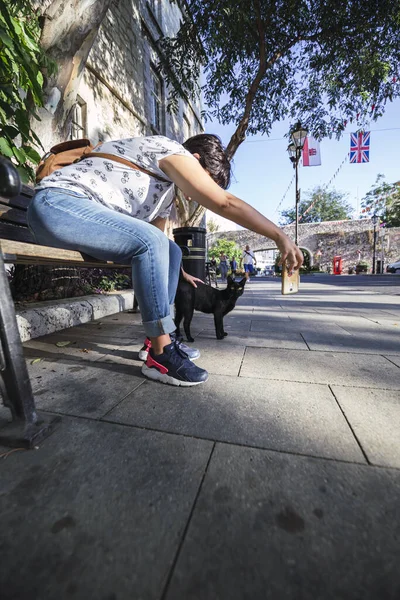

{"left": 36, "top": 139, "right": 170, "bottom": 184}
{"left": 36, "top": 139, "right": 94, "bottom": 182}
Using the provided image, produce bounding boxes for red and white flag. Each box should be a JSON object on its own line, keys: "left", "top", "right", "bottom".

{"left": 302, "top": 136, "right": 321, "bottom": 166}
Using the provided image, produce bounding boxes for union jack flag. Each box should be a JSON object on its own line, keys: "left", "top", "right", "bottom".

{"left": 350, "top": 131, "right": 370, "bottom": 163}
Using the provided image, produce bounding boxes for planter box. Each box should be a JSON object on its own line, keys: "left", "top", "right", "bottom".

{"left": 355, "top": 265, "right": 368, "bottom": 274}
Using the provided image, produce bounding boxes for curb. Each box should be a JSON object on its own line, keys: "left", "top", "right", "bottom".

{"left": 15, "top": 290, "right": 135, "bottom": 342}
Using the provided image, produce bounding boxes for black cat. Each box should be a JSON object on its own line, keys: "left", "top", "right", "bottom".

{"left": 175, "top": 275, "right": 247, "bottom": 342}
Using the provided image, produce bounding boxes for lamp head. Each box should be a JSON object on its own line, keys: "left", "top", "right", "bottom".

{"left": 291, "top": 126, "right": 308, "bottom": 149}
{"left": 371, "top": 214, "right": 379, "bottom": 226}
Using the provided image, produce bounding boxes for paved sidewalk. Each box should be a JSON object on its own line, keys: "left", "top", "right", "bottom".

{"left": 1, "top": 275, "right": 400, "bottom": 600}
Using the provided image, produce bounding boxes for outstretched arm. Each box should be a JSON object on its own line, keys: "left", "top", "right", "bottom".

{"left": 160, "top": 154, "right": 303, "bottom": 272}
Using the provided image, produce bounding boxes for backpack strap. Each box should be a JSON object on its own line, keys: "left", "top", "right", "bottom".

{"left": 83, "top": 152, "right": 171, "bottom": 184}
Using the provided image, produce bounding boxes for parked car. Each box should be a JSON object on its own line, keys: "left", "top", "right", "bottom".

{"left": 386, "top": 259, "right": 400, "bottom": 273}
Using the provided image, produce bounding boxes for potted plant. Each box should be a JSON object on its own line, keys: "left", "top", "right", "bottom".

{"left": 355, "top": 261, "right": 369, "bottom": 274}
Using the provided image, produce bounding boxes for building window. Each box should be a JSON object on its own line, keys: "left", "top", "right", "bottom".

{"left": 183, "top": 113, "right": 191, "bottom": 141}
{"left": 70, "top": 96, "right": 87, "bottom": 140}
{"left": 150, "top": 66, "right": 163, "bottom": 132}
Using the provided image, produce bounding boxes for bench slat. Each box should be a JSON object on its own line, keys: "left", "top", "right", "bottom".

{"left": 21, "top": 184, "right": 35, "bottom": 197}
{"left": 0, "top": 238, "right": 127, "bottom": 268}
{"left": 0, "top": 203, "right": 28, "bottom": 226}
{"left": 0, "top": 222, "right": 35, "bottom": 243}
{"left": 0, "top": 193, "right": 31, "bottom": 210}
{"left": 0, "top": 184, "right": 34, "bottom": 208}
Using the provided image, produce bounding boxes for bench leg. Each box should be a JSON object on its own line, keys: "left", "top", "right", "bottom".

{"left": 0, "top": 251, "right": 60, "bottom": 448}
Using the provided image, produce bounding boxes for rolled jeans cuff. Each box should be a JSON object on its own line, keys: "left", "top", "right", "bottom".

{"left": 142, "top": 313, "right": 176, "bottom": 338}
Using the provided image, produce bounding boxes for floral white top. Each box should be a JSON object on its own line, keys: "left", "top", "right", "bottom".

{"left": 35, "top": 135, "right": 195, "bottom": 221}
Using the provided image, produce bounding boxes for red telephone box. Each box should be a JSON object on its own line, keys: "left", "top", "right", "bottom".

{"left": 333, "top": 255, "right": 343, "bottom": 275}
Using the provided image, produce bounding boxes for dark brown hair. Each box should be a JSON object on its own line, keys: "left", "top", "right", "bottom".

{"left": 183, "top": 134, "right": 231, "bottom": 189}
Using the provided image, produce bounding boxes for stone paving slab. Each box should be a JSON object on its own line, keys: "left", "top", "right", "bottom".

{"left": 91, "top": 310, "right": 142, "bottom": 325}
{"left": 190, "top": 340, "right": 246, "bottom": 376}
{"left": 240, "top": 348, "right": 400, "bottom": 389}
{"left": 57, "top": 323, "right": 142, "bottom": 340}
{"left": 165, "top": 443, "right": 400, "bottom": 600}
{"left": 22, "top": 332, "right": 137, "bottom": 363}
{"left": 29, "top": 359, "right": 144, "bottom": 419}
{"left": 385, "top": 355, "right": 400, "bottom": 368}
{"left": 0, "top": 357, "right": 64, "bottom": 426}
{"left": 96, "top": 341, "right": 144, "bottom": 367}
{"left": 251, "top": 309, "right": 291, "bottom": 319}
{"left": 302, "top": 331, "right": 400, "bottom": 355}
{"left": 197, "top": 329, "right": 308, "bottom": 350}
{"left": 0, "top": 417, "right": 212, "bottom": 600}
{"left": 250, "top": 319, "right": 351, "bottom": 335}
{"left": 290, "top": 313, "right": 390, "bottom": 329}
{"left": 332, "top": 385, "right": 400, "bottom": 468}
{"left": 104, "top": 376, "right": 364, "bottom": 462}
{"left": 361, "top": 317, "right": 400, "bottom": 329}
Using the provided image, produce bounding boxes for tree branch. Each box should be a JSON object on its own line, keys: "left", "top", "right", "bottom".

{"left": 226, "top": 0, "right": 267, "bottom": 161}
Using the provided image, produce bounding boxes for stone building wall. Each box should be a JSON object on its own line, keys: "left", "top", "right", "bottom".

{"left": 38, "top": 0, "right": 204, "bottom": 232}
{"left": 78, "top": 0, "right": 203, "bottom": 144}
{"left": 208, "top": 219, "right": 400, "bottom": 273}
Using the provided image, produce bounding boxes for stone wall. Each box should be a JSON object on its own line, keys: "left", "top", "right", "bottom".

{"left": 208, "top": 219, "right": 400, "bottom": 273}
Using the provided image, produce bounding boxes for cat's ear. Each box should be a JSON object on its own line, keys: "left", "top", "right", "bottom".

{"left": 239, "top": 277, "right": 247, "bottom": 286}
{"left": 227, "top": 275, "right": 233, "bottom": 284}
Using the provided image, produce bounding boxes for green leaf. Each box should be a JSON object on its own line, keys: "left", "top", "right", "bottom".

{"left": 55, "top": 341, "right": 71, "bottom": 347}
{"left": 14, "top": 109, "right": 30, "bottom": 136}
{"left": 2, "top": 125, "right": 19, "bottom": 139}
{"left": 12, "top": 145, "right": 27, "bottom": 163}
{"left": 0, "top": 28, "right": 14, "bottom": 49}
{"left": 22, "top": 145, "right": 41, "bottom": 164}
{"left": 31, "top": 358, "right": 42, "bottom": 364}
{"left": 0, "top": 136, "right": 14, "bottom": 158}
{"left": 16, "top": 164, "right": 31, "bottom": 184}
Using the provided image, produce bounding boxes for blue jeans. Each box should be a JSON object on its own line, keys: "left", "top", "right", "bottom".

{"left": 219, "top": 262, "right": 228, "bottom": 280}
{"left": 27, "top": 188, "right": 182, "bottom": 337}
{"left": 244, "top": 264, "right": 254, "bottom": 274}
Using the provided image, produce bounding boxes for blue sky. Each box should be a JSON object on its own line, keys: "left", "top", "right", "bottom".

{"left": 205, "top": 98, "right": 400, "bottom": 225}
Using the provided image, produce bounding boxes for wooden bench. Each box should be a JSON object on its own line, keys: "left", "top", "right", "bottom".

{"left": 0, "top": 168, "right": 127, "bottom": 448}
{"left": 0, "top": 184, "right": 126, "bottom": 268}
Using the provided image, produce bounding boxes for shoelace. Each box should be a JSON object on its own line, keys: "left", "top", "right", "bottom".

{"left": 167, "top": 340, "right": 190, "bottom": 362}
{"left": 170, "top": 333, "right": 189, "bottom": 352}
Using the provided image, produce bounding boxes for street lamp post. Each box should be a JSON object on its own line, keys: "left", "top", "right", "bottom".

{"left": 287, "top": 126, "right": 308, "bottom": 245}
{"left": 371, "top": 214, "right": 379, "bottom": 274}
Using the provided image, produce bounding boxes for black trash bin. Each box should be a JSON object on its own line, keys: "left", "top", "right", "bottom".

{"left": 173, "top": 226, "right": 207, "bottom": 280}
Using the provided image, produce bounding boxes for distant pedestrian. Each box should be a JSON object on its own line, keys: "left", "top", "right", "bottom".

{"left": 219, "top": 252, "right": 228, "bottom": 281}
{"left": 240, "top": 244, "right": 256, "bottom": 281}
{"left": 230, "top": 256, "right": 238, "bottom": 277}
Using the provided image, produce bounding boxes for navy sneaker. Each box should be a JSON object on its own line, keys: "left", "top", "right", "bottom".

{"left": 141, "top": 341, "right": 208, "bottom": 386}
{"left": 138, "top": 337, "right": 152, "bottom": 361}
{"left": 170, "top": 332, "right": 201, "bottom": 360}
{"left": 138, "top": 334, "right": 200, "bottom": 361}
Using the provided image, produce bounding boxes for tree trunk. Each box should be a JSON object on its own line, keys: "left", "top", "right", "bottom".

{"left": 32, "top": 0, "right": 116, "bottom": 149}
